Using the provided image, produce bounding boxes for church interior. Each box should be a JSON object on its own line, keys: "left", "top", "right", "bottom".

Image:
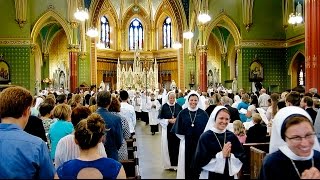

{"left": 1, "top": 0, "right": 320, "bottom": 179}
{"left": 0, "top": 0, "right": 319, "bottom": 94}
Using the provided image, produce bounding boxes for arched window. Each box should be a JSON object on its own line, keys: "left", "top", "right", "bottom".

{"left": 163, "top": 17, "right": 172, "bottom": 48}
{"left": 298, "top": 64, "right": 305, "bottom": 86}
{"left": 129, "top": 18, "right": 143, "bottom": 50}
{"left": 100, "top": 16, "right": 110, "bottom": 48}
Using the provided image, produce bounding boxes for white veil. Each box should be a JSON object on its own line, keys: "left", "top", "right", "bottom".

{"left": 181, "top": 90, "right": 205, "bottom": 110}
{"left": 270, "top": 106, "right": 320, "bottom": 160}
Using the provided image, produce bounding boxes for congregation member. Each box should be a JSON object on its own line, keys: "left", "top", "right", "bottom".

{"left": 39, "top": 102, "right": 55, "bottom": 135}
{"left": 285, "top": 91, "right": 301, "bottom": 107}
{"left": 176, "top": 92, "right": 185, "bottom": 107}
{"left": 260, "top": 106, "right": 320, "bottom": 179}
{"left": 49, "top": 104, "right": 74, "bottom": 160}
{"left": 147, "top": 92, "right": 161, "bottom": 135}
{"left": 159, "top": 91, "right": 182, "bottom": 170}
{"left": 54, "top": 106, "right": 107, "bottom": 168}
{"left": 258, "top": 88, "right": 270, "bottom": 111}
{"left": 31, "top": 96, "right": 43, "bottom": 117}
{"left": 246, "top": 113, "right": 267, "bottom": 143}
{"left": 205, "top": 93, "right": 221, "bottom": 117}
{"left": 171, "top": 91, "right": 209, "bottom": 179}
{"left": 300, "top": 96, "right": 317, "bottom": 124}
{"left": 266, "top": 93, "right": 279, "bottom": 121}
{"left": 246, "top": 94, "right": 259, "bottom": 121}
{"left": 109, "top": 95, "right": 131, "bottom": 161}
{"left": 24, "top": 115, "right": 47, "bottom": 142}
{"left": 0, "top": 86, "right": 55, "bottom": 178}
{"left": 221, "top": 96, "right": 240, "bottom": 123}
{"left": 237, "top": 93, "right": 250, "bottom": 122}
{"left": 119, "top": 90, "right": 136, "bottom": 135}
{"left": 96, "top": 91, "right": 123, "bottom": 161}
{"left": 193, "top": 106, "right": 245, "bottom": 179}
{"left": 233, "top": 120, "right": 247, "bottom": 144}
{"left": 55, "top": 113, "right": 126, "bottom": 179}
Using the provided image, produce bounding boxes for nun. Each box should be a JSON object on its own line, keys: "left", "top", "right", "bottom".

{"left": 159, "top": 91, "right": 182, "bottom": 169}
{"left": 259, "top": 106, "right": 320, "bottom": 179}
{"left": 171, "top": 91, "right": 209, "bottom": 179}
{"left": 193, "top": 106, "right": 245, "bottom": 179}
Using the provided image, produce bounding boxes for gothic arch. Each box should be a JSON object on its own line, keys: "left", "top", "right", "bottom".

{"left": 288, "top": 51, "right": 305, "bottom": 88}
{"left": 31, "top": 10, "right": 72, "bottom": 45}
{"left": 203, "top": 13, "right": 241, "bottom": 47}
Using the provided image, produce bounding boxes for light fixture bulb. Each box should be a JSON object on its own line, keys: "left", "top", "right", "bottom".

{"left": 183, "top": 31, "right": 194, "bottom": 39}
{"left": 198, "top": 13, "right": 211, "bottom": 24}
{"left": 172, "top": 42, "right": 182, "bottom": 49}
{"left": 74, "top": 8, "right": 89, "bottom": 21}
{"left": 86, "top": 27, "right": 98, "bottom": 38}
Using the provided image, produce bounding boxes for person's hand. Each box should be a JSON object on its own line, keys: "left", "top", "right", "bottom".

{"left": 168, "top": 118, "right": 176, "bottom": 124}
{"left": 152, "top": 105, "right": 156, "bottom": 108}
{"left": 222, "top": 142, "right": 232, "bottom": 158}
{"left": 301, "top": 167, "right": 320, "bottom": 179}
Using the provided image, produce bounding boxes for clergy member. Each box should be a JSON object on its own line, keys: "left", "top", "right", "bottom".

{"left": 193, "top": 106, "right": 245, "bottom": 179}
{"left": 147, "top": 92, "right": 161, "bottom": 135}
{"left": 159, "top": 91, "right": 182, "bottom": 170}
{"left": 171, "top": 91, "right": 209, "bottom": 179}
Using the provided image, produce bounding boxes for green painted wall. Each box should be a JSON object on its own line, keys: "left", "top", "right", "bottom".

{"left": 30, "top": 0, "right": 68, "bottom": 25}
{"left": 241, "top": 0, "right": 285, "bottom": 40}
{"left": 0, "top": 0, "right": 31, "bottom": 38}
{"left": 241, "top": 48, "right": 287, "bottom": 93}
{"left": 0, "top": 46, "right": 30, "bottom": 89}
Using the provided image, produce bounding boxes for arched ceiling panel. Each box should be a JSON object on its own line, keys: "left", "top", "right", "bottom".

{"left": 109, "top": 0, "right": 122, "bottom": 19}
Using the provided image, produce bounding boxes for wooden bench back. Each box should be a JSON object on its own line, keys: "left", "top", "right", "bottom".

{"left": 250, "top": 147, "right": 267, "bottom": 179}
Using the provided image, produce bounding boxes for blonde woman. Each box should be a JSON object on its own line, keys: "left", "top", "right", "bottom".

{"left": 266, "top": 93, "right": 279, "bottom": 121}
{"left": 49, "top": 104, "right": 73, "bottom": 160}
{"left": 233, "top": 120, "right": 247, "bottom": 144}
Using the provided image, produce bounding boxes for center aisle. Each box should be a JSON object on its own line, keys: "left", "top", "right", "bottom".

{"left": 135, "top": 120, "right": 177, "bottom": 179}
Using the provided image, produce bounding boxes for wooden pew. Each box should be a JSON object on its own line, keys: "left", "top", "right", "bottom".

{"left": 120, "top": 138, "right": 141, "bottom": 179}
{"left": 241, "top": 143, "right": 269, "bottom": 179}
{"left": 250, "top": 147, "right": 267, "bottom": 179}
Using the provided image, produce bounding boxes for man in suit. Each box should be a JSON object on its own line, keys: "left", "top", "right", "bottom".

{"left": 96, "top": 91, "right": 123, "bottom": 161}
{"left": 246, "top": 113, "right": 267, "bottom": 143}
{"left": 221, "top": 95, "right": 240, "bottom": 123}
{"left": 300, "top": 96, "right": 317, "bottom": 124}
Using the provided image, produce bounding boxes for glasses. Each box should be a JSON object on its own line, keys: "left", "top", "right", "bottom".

{"left": 286, "top": 132, "right": 316, "bottom": 143}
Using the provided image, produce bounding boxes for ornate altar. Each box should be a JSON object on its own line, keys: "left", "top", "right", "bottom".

{"left": 116, "top": 47, "right": 158, "bottom": 91}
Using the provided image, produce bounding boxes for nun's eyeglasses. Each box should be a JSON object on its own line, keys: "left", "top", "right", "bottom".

{"left": 286, "top": 132, "right": 316, "bottom": 143}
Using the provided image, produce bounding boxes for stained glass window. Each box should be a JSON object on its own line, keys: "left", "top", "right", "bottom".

{"left": 298, "top": 64, "right": 305, "bottom": 86}
{"left": 100, "top": 16, "right": 110, "bottom": 48}
{"left": 163, "top": 17, "right": 172, "bottom": 48}
{"left": 129, "top": 18, "right": 143, "bottom": 50}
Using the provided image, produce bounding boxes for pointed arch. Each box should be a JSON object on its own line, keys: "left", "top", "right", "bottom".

{"left": 31, "top": 10, "right": 72, "bottom": 45}
{"left": 203, "top": 13, "right": 241, "bottom": 47}
{"left": 288, "top": 51, "right": 305, "bottom": 88}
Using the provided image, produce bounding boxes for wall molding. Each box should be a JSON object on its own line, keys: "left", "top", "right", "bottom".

{"left": 240, "top": 35, "right": 305, "bottom": 48}
{"left": 0, "top": 38, "right": 31, "bottom": 45}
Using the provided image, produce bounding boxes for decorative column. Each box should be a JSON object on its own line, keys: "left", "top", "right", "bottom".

{"left": 14, "top": 0, "right": 27, "bottom": 28}
{"left": 305, "top": 0, "right": 320, "bottom": 91}
{"left": 68, "top": 46, "right": 79, "bottom": 93}
{"left": 197, "top": 45, "right": 208, "bottom": 92}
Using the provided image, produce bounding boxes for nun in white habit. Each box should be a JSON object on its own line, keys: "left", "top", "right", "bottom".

{"left": 193, "top": 106, "right": 245, "bottom": 179}
{"left": 158, "top": 91, "right": 182, "bottom": 169}
{"left": 260, "top": 106, "right": 320, "bottom": 179}
{"left": 171, "top": 91, "right": 209, "bottom": 179}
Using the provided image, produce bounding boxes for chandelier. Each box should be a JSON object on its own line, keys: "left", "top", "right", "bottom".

{"left": 86, "top": 27, "right": 98, "bottom": 38}
{"left": 183, "top": 31, "right": 194, "bottom": 39}
{"left": 288, "top": 12, "right": 303, "bottom": 24}
{"left": 74, "top": 8, "right": 89, "bottom": 22}
{"left": 198, "top": 12, "right": 211, "bottom": 24}
{"left": 172, "top": 42, "right": 182, "bottom": 49}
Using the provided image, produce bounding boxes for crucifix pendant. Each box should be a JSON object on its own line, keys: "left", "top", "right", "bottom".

{"left": 191, "top": 123, "right": 194, "bottom": 127}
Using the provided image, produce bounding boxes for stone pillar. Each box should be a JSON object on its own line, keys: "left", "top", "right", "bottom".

{"left": 69, "top": 47, "right": 79, "bottom": 93}
{"left": 305, "top": 0, "right": 320, "bottom": 91}
{"left": 198, "top": 45, "right": 208, "bottom": 92}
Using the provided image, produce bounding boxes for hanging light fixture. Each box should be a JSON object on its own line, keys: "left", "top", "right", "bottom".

{"left": 172, "top": 42, "right": 182, "bottom": 49}
{"left": 198, "top": 12, "right": 211, "bottom": 24}
{"left": 74, "top": 7, "right": 89, "bottom": 22}
{"left": 86, "top": 27, "right": 98, "bottom": 38}
{"left": 183, "top": 31, "right": 194, "bottom": 39}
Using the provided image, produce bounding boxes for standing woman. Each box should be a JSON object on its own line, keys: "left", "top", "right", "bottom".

{"left": 260, "top": 106, "right": 320, "bottom": 179}
{"left": 159, "top": 91, "right": 182, "bottom": 169}
{"left": 193, "top": 106, "right": 245, "bottom": 179}
{"left": 171, "top": 91, "right": 209, "bottom": 179}
{"left": 55, "top": 113, "right": 126, "bottom": 179}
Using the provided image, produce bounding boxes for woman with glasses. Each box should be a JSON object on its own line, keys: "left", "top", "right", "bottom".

{"left": 259, "top": 106, "right": 320, "bottom": 179}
